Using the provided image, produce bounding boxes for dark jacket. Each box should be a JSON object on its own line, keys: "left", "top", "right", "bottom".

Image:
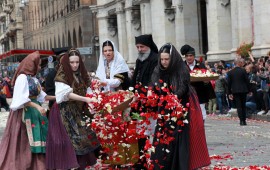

{"left": 131, "top": 51, "right": 158, "bottom": 87}
{"left": 227, "top": 67, "right": 250, "bottom": 94}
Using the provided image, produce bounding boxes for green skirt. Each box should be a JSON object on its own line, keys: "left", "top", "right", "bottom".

{"left": 24, "top": 99, "right": 48, "bottom": 153}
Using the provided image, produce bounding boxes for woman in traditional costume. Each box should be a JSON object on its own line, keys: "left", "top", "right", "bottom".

{"left": 96, "top": 40, "right": 130, "bottom": 92}
{"left": 150, "top": 44, "right": 211, "bottom": 169}
{"left": 94, "top": 40, "right": 138, "bottom": 167}
{"left": 53, "top": 48, "right": 100, "bottom": 169}
{"left": 0, "top": 51, "right": 55, "bottom": 170}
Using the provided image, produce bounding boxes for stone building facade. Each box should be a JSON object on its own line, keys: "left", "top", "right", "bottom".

{"left": 0, "top": 0, "right": 23, "bottom": 53}
{"left": 21, "top": 0, "right": 98, "bottom": 69}
{"left": 90, "top": 0, "right": 270, "bottom": 65}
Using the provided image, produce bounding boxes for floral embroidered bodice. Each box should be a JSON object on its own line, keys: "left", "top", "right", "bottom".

{"left": 27, "top": 75, "right": 41, "bottom": 97}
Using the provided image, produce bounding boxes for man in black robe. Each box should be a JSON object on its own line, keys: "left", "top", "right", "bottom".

{"left": 131, "top": 34, "right": 158, "bottom": 169}
{"left": 131, "top": 34, "right": 159, "bottom": 88}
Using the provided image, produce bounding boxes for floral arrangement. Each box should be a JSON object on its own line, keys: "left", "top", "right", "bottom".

{"left": 85, "top": 80, "right": 188, "bottom": 168}
{"left": 190, "top": 69, "right": 219, "bottom": 77}
{"left": 236, "top": 42, "right": 253, "bottom": 58}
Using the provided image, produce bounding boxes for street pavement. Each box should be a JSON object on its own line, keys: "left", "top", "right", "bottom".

{"left": 0, "top": 106, "right": 270, "bottom": 169}
{"left": 204, "top": 114, "right": 270, "bottom": 169}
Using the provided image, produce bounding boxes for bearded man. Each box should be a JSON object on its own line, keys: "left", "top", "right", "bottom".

{"left": 131, "top": 34, "right": 158, "bottom": 170}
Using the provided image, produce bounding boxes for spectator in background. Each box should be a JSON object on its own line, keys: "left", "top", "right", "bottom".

{"left": 0, "top": 80, "right": 10, "bottom": 111}
{"left": 227, "top": 58, "right": 250, "bottom": 125}
{"left": 215, "top": 66, "right": 227, "bottom": 115}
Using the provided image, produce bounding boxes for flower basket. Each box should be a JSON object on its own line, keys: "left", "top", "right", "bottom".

{"left": 190, "top": 69, "right": 219, "bottom": 82}
{"left": 111, "top": 97, "right": 133, "bottom": 113}
{"left": 190, "top": 76, "right": 219, "bottom": 82}
{"left": 236, "top": 42, "right": 253, "bottom": 58}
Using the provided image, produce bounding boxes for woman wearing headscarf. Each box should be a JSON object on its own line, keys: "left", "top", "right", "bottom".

{"left": 95, "top": 40, "right": 139, "bottom": 167}
{"left": 96, "top": 40, "right": 130, "bottom": 92}
{"left": 54, "top": 48, "right": 100, "bottom": 169}
{"left": 0, "top": 51, "right": 55, "bottom": 169}
{"left": 150, "top": 44, "right": 210, "bottom": 169}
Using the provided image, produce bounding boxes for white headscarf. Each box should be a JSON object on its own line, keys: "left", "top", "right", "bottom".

{"left": 96, "top": 40, "right": 130, "bottom": 81}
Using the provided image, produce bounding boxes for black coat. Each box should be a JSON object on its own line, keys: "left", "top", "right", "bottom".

{"left": 186, "top": 60, "right": 216, "bottom": 104}
{"left": 131, "top": 51, "right": 158, "bottom": 87}
{"left": 227, "top": 67, "right": 250, "bottom": 94}
{"left": 45, "top": 68, "right": 57, "bottom": 108}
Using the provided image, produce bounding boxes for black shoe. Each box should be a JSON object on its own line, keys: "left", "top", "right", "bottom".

{"left": 240, "top": 120, "right": 247, "bottom": 126}
{"left": 240, "top": 121, "right": 244, "bottom": 125}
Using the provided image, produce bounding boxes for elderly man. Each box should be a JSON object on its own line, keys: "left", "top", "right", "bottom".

{"left": 181, "top": 44, "right": 216, "bottom": 121}
{"left": 131, "top": 34, "right": 158, "bottom": 169}
{"left": 131, "top": 34, "right": 159, "bottom": 88}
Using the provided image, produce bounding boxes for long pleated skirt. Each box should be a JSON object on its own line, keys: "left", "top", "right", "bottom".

{"left": 0, "top": 109, "right": 46, "bottom": 170}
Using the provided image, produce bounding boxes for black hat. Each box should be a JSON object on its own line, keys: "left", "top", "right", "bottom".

{"left": 52, "top": 47, "right": 70, "bottom": 56}
{"left": 180, "top": 44, "right": 195, "bottom": 56}
{"left": 135, "top": 34, "right": 158, "bottom": 53}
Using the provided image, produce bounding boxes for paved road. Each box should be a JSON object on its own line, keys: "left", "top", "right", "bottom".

{"left": 205, "top": 114, "right": 270, "bottom": 168}
{"left": 1, "top": 107, "right": 270, "bottom": 168}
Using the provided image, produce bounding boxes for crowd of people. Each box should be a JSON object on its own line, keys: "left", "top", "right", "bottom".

{"left": 203, "top": 51, "right": 270, "bottom": 123}
{"left": 1, "top": 33, "right": 269, "bottom": 169}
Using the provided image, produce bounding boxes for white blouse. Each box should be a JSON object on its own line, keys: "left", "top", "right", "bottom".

{"left": 10, "top": 74, "right": 47, "bottom": 111}
{"left": 55, "top": 82, "right": 73, "bottom": 104}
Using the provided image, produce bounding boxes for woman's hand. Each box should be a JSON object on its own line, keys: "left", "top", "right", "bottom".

{"left": 99, "top": 81, "right": 107, "bottom": 87}
{"left": 37, "top": 105, "right": 47, "bottom": 116}
{"left": 84, "top": 97, "right": 93, "bottom": 103}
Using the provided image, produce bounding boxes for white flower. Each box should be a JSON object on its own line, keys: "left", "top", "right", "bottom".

{"left": 171, "top": 117, "right": 177, "bottom": 122}
{"left": 129, "top": 87, "right": 134, "bottom": 91}
{"left": 183, "top": 119, "right": 189, "bottom": 124}
{"left": 81, "top": 121, "right": 85, "bottom": 126}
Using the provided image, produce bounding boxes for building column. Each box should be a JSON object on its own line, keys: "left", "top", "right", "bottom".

{"left": 252, "top": 0, "right": 270, "bottom": 56}
{"left": 125, "top": 1, "right": 141, "bottom": 65}
{"left": 116, "top": 2, "right": 128, "bottom": 60}
{"left": 237, "top": 0, "right": 253, "bottom": 44}
{"left": 230, "top": 0, "right": 239, "bottom": 56}
{"left": 206, "top": 0, "right": 232, "bottom": 61}
{"left": 140, "top": 0, "right": 152, "bottom": 34}
{"left": 96, "top": 9, "right": 110, "bottom": 45}
{"left": 174, "top": 0, "right": 186, "bottom": 51}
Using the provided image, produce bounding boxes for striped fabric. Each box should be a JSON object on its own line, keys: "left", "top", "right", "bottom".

{"left": 188, "top": 90, "right": 211, "bottom": 169}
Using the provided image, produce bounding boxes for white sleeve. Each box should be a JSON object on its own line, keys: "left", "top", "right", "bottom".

{"left": 105, "top": 78, "right": 121, "bottom": 88}
{"left": 37, "top": 89, "right": 47, "bottom": 103}
{"left": 10, "top": 74, "right": 31, "bottom": 111}
{"left": 55, "top": 82, "right": 73, "bottom": 104}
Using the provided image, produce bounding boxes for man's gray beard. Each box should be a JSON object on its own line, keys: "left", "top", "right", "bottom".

{"left": 138, "top": 50, "right": 151, "bottom": 62}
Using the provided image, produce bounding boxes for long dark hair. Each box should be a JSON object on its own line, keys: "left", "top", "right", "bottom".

{"left": 151, "top": 43, "right": 190, "bottom": 98}
{"left": 60, "top": 48, "right": 90, "bottom": 87}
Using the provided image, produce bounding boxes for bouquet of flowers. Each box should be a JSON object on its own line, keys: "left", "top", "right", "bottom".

{"left": 236, "top": 42, "right": 253, "bottom": 58}
{"left": 190, "top": 69, "right": 219, "bottom": 82}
